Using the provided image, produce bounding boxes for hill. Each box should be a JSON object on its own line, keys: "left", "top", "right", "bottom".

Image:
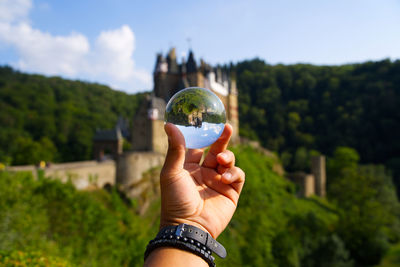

{"left": 1, "top": 60, "right": 399, "bottom": 174}
{"left": 234, "top": 59, "right": 400, "bottom": 191}
{"left": 1, "top": 145, "right": 399, "bottom": 266}
{"left": 0, "top": 66, "right": 145, "bottom": 165}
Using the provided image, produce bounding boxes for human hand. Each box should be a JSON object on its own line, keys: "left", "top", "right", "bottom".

{"left": 160, "top": 123, "right": 245, "bottom": 238}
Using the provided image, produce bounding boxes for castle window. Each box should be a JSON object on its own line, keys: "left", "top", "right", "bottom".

{"left": 148, "top": 108, "right": 159, "bottom": 120}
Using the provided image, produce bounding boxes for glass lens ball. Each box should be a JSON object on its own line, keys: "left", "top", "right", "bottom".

{"left": 165, "top": 87, "right": 226, "bottom": 149}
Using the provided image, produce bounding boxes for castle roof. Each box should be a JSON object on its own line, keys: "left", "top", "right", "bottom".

{"left": 93, "top": 127, "right": 123, "bottom": 141}
{"left": 153, "top": 48, "right": 236, "bottom": 98}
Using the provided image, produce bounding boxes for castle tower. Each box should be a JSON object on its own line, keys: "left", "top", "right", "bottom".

{"left": 311, "top": 155, "right": 326, "bottom": 197}
{"left": 153, "top": 53, "right": 169, "bottom": 101}
{"left": 131, "top": 95, "right": 168, "bottom": 154}
{"left": 154, "top": 48, "right": 181, "bottom": 102}
{"left": 228, "top": 77, "right": 239, "bottom": 143}
{"left": 134, "top": 48, "right": 240, "bottom": 153}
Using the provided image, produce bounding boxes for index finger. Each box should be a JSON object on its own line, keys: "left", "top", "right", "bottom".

{"left": 202, "top": 124, "right": 233, "bottom": 169}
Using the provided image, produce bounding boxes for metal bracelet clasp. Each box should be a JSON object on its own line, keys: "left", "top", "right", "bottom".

{"left": 175, "top": 223, "right": 186, "bottom": 237}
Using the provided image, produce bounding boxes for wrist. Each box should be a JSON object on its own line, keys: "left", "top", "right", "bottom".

{"left": 145, "top": 223, "right": 227, "bottom": 267}
{"left": 160, "top": 218, "right": 212, "bottom": 237}
{"left": 144, "top": 247, "right": 208, "bottom": 267}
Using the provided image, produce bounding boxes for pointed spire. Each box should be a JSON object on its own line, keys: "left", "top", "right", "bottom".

{"left": 186, "top": 50, "right": 197, "bottom": 73}
{"left": 167, "top": 48, "right": 179, "bottom": 73}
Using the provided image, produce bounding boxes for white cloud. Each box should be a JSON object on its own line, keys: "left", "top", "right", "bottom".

{"left": 88, "top": 25, "right": 152, "bottom": 89}
{"left": 0, "top": 0, "right": 151, "bottom": 93}
{"left": 0, "top": 0, "right": 31, "bottom": 23}
{"left": 0, "top": 22, "right": 90, "bottom": 76}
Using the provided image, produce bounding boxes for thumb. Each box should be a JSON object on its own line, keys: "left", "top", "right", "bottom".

{"left": 161, "top": 123, "right": 186, "bottom": 179}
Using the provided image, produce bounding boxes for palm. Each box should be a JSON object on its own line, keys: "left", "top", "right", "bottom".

{"left": 160, "top": 123, "right": 244, "bottom": 238}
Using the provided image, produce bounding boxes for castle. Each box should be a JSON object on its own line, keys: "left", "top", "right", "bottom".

{"left": 131, "top": 48, "right": 239, "bottom": 154}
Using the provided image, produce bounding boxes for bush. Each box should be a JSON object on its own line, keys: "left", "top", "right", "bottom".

{"left": 0, "top": 171, "right": 159, "bottom": 266}
{"left": 0, "top": 251, "right": 72, "bottom": 267}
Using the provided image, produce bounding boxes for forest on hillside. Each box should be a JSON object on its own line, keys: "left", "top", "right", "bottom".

{"left": 0, "top": 60, "right": 399, "bottom": 191}
{"left": 1, "top": 60, "right": 399, "bottom": 169}
{"left": 1, "top": 145, "right": 399, "bottom": 266}
{"left": 233, "top": 59, "right": 400, "bottom": 191}
{"left": 0, "top": 60, "right": 400, "bottom": 266}
{"left": 0, "top": 66, "right": 145, "bottom": 165}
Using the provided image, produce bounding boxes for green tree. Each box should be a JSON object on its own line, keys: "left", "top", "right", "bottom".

{"left": 327, "top": 147, "right": 400, "bottom": 265}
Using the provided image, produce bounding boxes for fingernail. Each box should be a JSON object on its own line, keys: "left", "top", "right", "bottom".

{"left": 221, "top": 153, "right": 228, "bottom": 160}
{"left": 223, "top": 172, "right": 232, "bottom": 181}
{"left": 165, "top": 124, "right": 171, "bottom": 136}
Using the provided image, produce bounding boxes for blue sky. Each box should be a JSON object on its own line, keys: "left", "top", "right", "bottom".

{"left": 0, "top": 0, "right": 399, "bottom": 93}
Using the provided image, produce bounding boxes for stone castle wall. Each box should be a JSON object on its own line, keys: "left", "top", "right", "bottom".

{"left": 7, "top": 160, "right": 116, "bottom": 190}
{"left": 6, "top": 165, "right": 37, "bottom": 179}
{"left": 116, "top": 151, "right": 165, "bottom": 188}
{"left": 286, "top": 155, "right": 327, "bottom": 198}
{"left": 151, "top": 120, "right": 168, "bottom": 154}
{"left": 6, "top": 152, "right": 166, "bottom": 201}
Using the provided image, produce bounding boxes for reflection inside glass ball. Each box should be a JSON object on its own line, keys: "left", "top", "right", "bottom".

{"left": 165, "top": 87, "right": 226, "bottom": 149}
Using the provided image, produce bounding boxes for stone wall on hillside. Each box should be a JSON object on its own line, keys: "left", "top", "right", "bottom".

{"left": 6, "top": 165, "right": 37, "bottom": 179}
{"left": 116, "top": 151, "right": 164, "bottom": 189}
{"left": 6, "top": 153, "right": 165, "bottom": 214}
{"left": 44, "top": 160, "right": 116, "bottom": 189}
{"left": 286, "top": 155, "right": 326, "bottom": 198}
{"left": 7, "top": 160, "right": 116, "bottom": 190}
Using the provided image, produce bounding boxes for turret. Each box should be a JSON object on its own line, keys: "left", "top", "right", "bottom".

{"left": 186, "top": 50, "right": 197, "bottom": 73}
{"left": 167, "top": 48, "right": 179, "bottom": 74}
{"left": 153, "top": 53, "right": 170, "bottom": 101}
{"left": 154, "top": 53, "right": 168, "bottom": 74}
{"left": 227, "top": 73, "right": 239, "bottom": 143}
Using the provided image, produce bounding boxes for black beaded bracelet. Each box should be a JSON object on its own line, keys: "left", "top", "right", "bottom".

{"left": 144, "top": 224, "right": 227, "bottom": 267}
{"left": 144, "top": 236, "right": 216, "bottom": 266}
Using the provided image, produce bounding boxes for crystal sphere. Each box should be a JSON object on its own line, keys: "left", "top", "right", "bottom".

{"left": 165, "top": 87, "right": 226, "bottom": 149}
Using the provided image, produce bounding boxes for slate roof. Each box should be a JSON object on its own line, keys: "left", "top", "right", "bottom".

{"left": 93, "top": 127, "right": 122, "bottom": 141}
{"left": 186, "top": 50, "right": 197, "bottom": 73}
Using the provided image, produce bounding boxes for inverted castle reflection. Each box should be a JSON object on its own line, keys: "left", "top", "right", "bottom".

{"left": 165, "top": 87, "right": 226, "bottom": 149}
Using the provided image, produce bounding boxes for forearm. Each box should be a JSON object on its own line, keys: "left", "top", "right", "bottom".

{"left": 144, "top": 247, "right": 208, "bottom": 267}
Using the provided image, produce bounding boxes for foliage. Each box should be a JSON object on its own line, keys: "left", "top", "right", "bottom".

{"left": 1, "top": 59, "right": 400, "bottom": 266}
{"left": 0, "top": 251, "right": 73, "bottom": 267}
{"left": 0, "top": 171, "right": 159, "bottom": 266}
{"left": 327, "top": 147, "right": 400, "bottom": 266}
{"left": 0, "top": 66, "right": 145, "bottom": 165}
{"left": 215, "top": 145, "right": 351, "bottom": 267}
{"left": 233, "top": 59, "right": 400, "bottom": 190}
{"left": 378, "top": 243, "right": 400, "bottom": 267}
{"left": 1, "top": 144, "right": 399, "bottom": 266}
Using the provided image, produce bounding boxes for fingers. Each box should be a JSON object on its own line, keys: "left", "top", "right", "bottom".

{"left": 161, "top": 123, "right": 186, "bottom": 180}
{"left": 216, "top": 150, "right": 235, "bottom": 175}
{"left": 217, "top": 150, "right": 235, "bottom": 168}
{"left": 201, "top": 166, "right": 245, "bottom": 204}
{"left": 202, "top": 124, "right": 233, "bottom": 168}
{"left": 185, "top": 148, "right": 204, "bottom": 164}
{"left": 209, "top": 123, "right": 233, "bottom": 156}
{"left": 221, "top": 167, "right": 245, "bottom": 195}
